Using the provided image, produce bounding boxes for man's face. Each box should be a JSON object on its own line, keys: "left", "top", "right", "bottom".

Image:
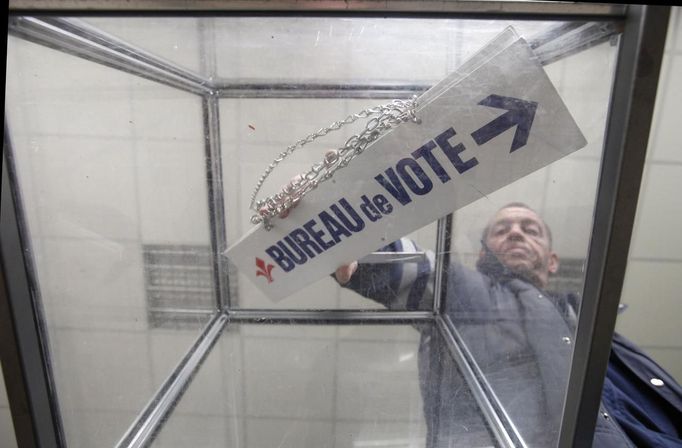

{"left": 481, "top": 206, "right": 559, "bottom": 288}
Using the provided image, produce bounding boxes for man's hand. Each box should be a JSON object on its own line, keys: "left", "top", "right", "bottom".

{"left": 334, "top": 261, "right": 358, "bottom": 285}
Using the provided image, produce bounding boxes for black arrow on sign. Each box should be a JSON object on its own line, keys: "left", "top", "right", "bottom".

{"left": 471, "top": 95, "right": 538, "bottom": 153}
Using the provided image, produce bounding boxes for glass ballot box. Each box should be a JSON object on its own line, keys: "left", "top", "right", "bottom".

{"left": 1, "top": 3, "right": 669, "bottom": 448}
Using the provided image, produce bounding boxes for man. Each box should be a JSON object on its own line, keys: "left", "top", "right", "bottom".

{"left": 334, "top": 203, "right": 682, "bottom": 447}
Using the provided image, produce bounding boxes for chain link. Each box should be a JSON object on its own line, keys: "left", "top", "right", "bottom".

{"left": 250, "top": 97, "right": 420, "bottom": 230}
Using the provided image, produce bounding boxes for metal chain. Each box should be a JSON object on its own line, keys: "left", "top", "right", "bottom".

{"left": 250, "top": 97, "right": 420, "bottom": 230}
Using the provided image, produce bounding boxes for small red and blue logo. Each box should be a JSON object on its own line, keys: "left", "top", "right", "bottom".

{"left": 256, "top": 257, "right": 275, "bottom": 283}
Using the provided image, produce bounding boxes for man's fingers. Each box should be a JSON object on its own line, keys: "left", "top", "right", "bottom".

{"left": 335, "top": 260, "right": 358, "bottom": 285}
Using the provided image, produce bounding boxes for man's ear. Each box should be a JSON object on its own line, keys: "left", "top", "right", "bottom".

{"left": 548, "top": 252, "right": 560, "bottom": 275}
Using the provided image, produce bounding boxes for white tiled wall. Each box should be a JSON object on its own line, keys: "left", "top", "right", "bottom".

{"left": 616, "top": 7, "right": 682, "bottom": 381}
{"left": 152, "top": 324, "right": 426, "bottom": 448}
{"left": 5, "top": 33, "right": 214, "bottom": 447}
{"left": 211, "top": 17, "right": 558, "bottom": 82}
{"left": 335, "top": 340, "right": 424, "bottom": 422}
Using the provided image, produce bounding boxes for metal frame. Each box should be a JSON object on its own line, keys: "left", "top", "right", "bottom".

{"left": 432, "top": 214, "right": 453, "bottom": 315}
{"left": 8, "top": 0, "right": 625, "bottom": 16}
{"left": 227, "top": 309, "right": 433, "bottom": 324}
{"left": 437, "top": 315, "right": 526, "bottom": 447}
{"left": 215, "top": 81, "right": 431, "bottom": 100}
{"left": 114, "top": 313, "right": 227, "bottom": 448}
{"left": 1, "top": 129, "right": 66, "bottom": 447}
{"left": 202, "top": 94, "right": 230, "bottom": 310}
{"left": 558, "top": 5, "right": 670, "bottom": 447}
{"left": 8, "top": 17, "right": 213, "bottom": 95}
{"left": 2, "top": 3, "right": 670, "bottom": 448}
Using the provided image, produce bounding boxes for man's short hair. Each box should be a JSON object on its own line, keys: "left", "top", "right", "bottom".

{"left": 481, "top": 202, "right": 553, "bottom": 248}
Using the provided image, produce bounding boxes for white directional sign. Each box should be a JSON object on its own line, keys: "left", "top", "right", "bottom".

{"left": 225, "top": 29, "right": 587, "bottom": 301}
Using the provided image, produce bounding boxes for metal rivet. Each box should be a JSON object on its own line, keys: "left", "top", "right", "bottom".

{"left": 602, "top": 412, "right": 609, "bottom": 419}
{"left": 562, "top": 337, "right": 572, "bottom": 345}
{"left": 650, "top": 378, "right": 665, "bottom": 387}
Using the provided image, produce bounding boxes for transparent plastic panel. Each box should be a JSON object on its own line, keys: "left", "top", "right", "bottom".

{"left": 5, "top": 35, "right": 216, "bottom": 447}
{"left": 221, "top": 96, "right": 437, "bottom": 309}
{"left": 219, "top": 18, "right": 594, "bottom": 309}
{"left": 212, "top": 18, "right": 559, "bottom": 83}
{"left": 4, "top": 13, "right": 623, "bottom": 448}
{"left": 81, "top": 17, "right": 206, "bottom": 76}
{"left": 153, "top": 323, "right": 494, "bottom": 448}
{"left": 438, "top": 38, "right": 619, "bottom": 447}
{"left": 211, "top": 18, "right": 619, "bottom": 447}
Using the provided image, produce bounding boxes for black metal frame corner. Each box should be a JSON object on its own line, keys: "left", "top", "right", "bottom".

{"left": 1, "top": 128, "right": 66, "bottom": 448}
{"left": 558, "top": 5, "right": 671, "bottom": 447}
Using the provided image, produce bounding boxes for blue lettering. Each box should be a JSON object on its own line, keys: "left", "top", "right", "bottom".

{"left": 396, "top": 158, "right": 433, "bottom": 195}
{"left": 330, "top": 198, "right": 365, "bottom": 232}
{"left": 289, "top": 228, "right": 322, "bottom": 257}
{"left": 278, "top": 239, "right": 307, "bottom": 265}
{"left": 372, "top": 194, "right": 393, "bottom": 214}
{"left": 435, "top": 127, "right": 478, "bottom": 174}
{"left": 319, "top": 211, "right": 352, "bottom": 243}
{"left": 412, "top": 140, "right": 451, "bottom": 183}
{"left": 360, "top": 195, "right": 382, "bottom": 222}
{"left": 374, "top": 168, "right": 412, "bottom": 206}
{"left": 265, "top": 245, "right": 295, "bottom": 272}
{"left": 303, "top": 219, "right": 335, "bottom": 250}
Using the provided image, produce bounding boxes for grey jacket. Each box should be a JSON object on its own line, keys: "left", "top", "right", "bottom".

{"left": 344, "top": 238, "right": 636, "bottom": 447}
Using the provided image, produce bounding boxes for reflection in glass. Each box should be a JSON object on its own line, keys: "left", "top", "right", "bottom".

{"left": 343, "top": 207, "right": 578, "bottom": 446}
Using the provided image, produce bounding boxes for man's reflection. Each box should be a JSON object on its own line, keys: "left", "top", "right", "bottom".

{"left": 336, "top": 203, "right": 569, "bottom": 446}
{"left": 335, "top": 203, "right": 682, "bottom": 448}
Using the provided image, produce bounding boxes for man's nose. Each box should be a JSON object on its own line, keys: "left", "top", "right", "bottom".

{"left": 507, "top": 224, "right": 524, "bottom": 241}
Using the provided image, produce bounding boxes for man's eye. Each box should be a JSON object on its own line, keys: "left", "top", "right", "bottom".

{"left": 525, "top": 227, "right": 540, "bottom": 236}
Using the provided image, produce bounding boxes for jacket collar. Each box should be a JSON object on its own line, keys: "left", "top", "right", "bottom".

{"left": 476, "top": 240, "right": 534, "bottom": 286}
